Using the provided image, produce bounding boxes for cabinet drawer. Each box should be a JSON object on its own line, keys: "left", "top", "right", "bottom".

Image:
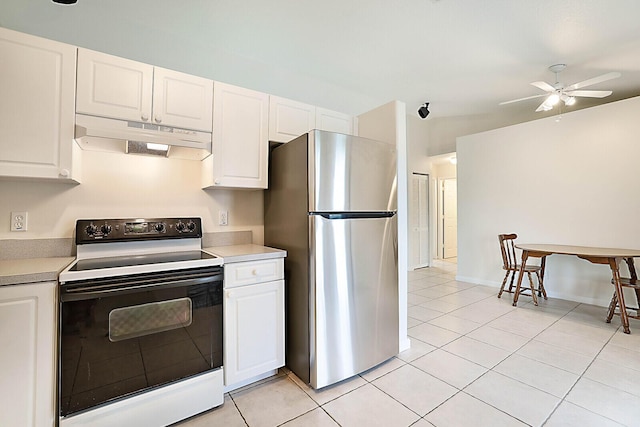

{"left": 224, "top": 258, "right": 284, "bottom": 288}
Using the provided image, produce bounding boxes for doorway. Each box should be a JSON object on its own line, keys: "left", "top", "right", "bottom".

{"left": 409, "top": 173, "right": 429, "bottom": 269}
{"left": 440, "top": 178, "right": 457, "bottom": 259}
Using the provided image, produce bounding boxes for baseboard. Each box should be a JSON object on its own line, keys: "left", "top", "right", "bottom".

{"left": 454, "top": 275, "right": 609, "bottom": 308}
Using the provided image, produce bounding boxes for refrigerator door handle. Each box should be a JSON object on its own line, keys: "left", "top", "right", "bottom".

{"left": 312, "top": 211, "right": 396, "bottom": 220}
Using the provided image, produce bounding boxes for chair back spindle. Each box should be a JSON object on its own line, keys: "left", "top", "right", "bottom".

{"left": 498, "top": 233, "right": 518, "bottom": 270}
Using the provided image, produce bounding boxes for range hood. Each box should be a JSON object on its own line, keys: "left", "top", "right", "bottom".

{"left": 74, "top": 114, "right": 212, "bottom": 160}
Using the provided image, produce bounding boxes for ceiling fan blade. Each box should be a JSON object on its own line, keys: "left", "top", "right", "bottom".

{"left": 499, "top": 94, "right": 546, "bottom": 105}
{"left": 535, "top": 99, "right": 549, "bottom": 112}
{"left": 530, "top": 81, "right": 555, "bottom": 92}
{"left": 565, "top": 90, "right": 613, "bottom": 98}
{"left": 565, "top": 72, "right": 621, "bottom": 91}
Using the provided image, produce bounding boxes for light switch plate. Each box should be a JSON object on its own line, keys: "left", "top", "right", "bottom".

{"left": 11, "top": 211, "right": 28, "bottom": 232}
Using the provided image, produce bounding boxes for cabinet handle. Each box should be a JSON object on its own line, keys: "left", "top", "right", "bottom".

{"left": 226, "top": 291, "right": 233, "bottom": 298}
{"left": 59, "top": 169, "right": 70, "bottom": 178}
{"left": 214, "top": 179, "right": 220, "bottom": 185}
{"left": 154, "top": 115, "right": 162, "bottom": 123}
{"left": 252, "top": 269, "right": 258, "bottom": 276}
{"left": 141, "top": 112, "right": 149, "bottom": 121}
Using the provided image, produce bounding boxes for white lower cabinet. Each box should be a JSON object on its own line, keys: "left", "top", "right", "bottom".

{"left": 223, "top": 258, "right": 285, "bottom": 388}
{"left": 0, "top": 281, "right": 57, "bottom": 427}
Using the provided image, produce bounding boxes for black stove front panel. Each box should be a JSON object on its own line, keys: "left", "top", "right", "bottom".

{"left": 75, "top": 217, "right": 203, "bottom": 244}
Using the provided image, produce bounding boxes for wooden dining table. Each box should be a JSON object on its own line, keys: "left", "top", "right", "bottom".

{"left": 514, "top": 244, "right": 640, "bottom": 334}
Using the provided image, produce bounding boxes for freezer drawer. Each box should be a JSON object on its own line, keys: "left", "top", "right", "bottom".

{"left": 309, "top": 213, "right": 398, "bottom": 388}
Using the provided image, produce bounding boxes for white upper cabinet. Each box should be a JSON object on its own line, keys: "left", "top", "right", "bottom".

{"left": 152, "top": 67, "right": 213, "bottom": 131}
{"left": 0, "top": 27, "right": 80, "bottom": 182}
{"left": 268, "top": 96, "right": 315, "bottom": 143}
{"left": 316, "top": 107, "right": 355, "bottom": 135}
{"left": 269, "top": 97, "right": 357, "bottom": 142}
{"left": 76, "top": 49, "right": 153, "bottom": 123}
{"left": 203, "top": 82, "right": 269, "bottom": 189}
{"left": 77, "top": 49, "right": 213, "bottom": 132}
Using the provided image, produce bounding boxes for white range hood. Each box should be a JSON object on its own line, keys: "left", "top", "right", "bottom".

{"left": 74, "top": 114, "right": 212, "bottom": 160}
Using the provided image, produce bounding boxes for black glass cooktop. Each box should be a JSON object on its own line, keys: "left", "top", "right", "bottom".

{"left": 69, "top": 251, "right": 216, "bottom": 271}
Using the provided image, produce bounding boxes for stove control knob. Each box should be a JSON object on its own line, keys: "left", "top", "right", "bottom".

{"left": 100, "top": 224, "right": 112, "bottom": 235}
{"left": 186, "top": 221, "right": 196, "bottom": 232}
{"left": 85, "top": 224, "right": 98, "bottom": 236}
{"left": 154, "top": 223, "right": 165, "bottom": 233}
{"left": 175, "top": 221, "right": 186, "bottom": 232}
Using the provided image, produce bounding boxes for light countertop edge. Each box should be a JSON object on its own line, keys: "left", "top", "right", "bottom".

{"left": 204, "top": 244, "right": 287, "bottom": 264}
{"left": 0, "top": 257, "right": 75, "bottom": 287}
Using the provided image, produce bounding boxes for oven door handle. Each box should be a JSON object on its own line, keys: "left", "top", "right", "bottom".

{"left": 60, "top": 274, "right": 221, "bottom": 301}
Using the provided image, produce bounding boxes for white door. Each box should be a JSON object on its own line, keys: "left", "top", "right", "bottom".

{"left": 0, "top": 282, "right": 57, "bottom": 427}
{"left": 76, "top": 48, "right": 154, "bottom": 123}
{"left": 0, "top": 28, "right": 77, "bottom": 181}
{"left": 442, "top": 178, "right": 457, "bottom": 258}
{"left": 204, "top": 81, "right": 268, "bottom": 189}
{"left": 152, "top": 67, "right": 213, "bottom": 131}
{"left": 315, "top": 107, "right": 354, "bottom": 135}
{"left": 410, "top": 174, "right": 430, "bottom": 268}
{"left": 268, "top": 96, "right": 316, "bottom": 143}
{"left": 224, "top": 280, "right": 285, "bottom": 386}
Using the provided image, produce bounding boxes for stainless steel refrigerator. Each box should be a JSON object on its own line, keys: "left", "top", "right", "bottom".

{"left": 264, "top": 130, "right": 398, "bottom": 389}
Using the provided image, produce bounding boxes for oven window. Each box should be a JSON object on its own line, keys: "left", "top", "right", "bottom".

{"left": 109, "top": 298, "right": 193, "bottom": 342}
{"left": 59, "top": 277, "right": 222, "bottom": 417}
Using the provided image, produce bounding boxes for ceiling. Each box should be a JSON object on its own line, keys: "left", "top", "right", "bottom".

{"left": 2, "top": 0, "right": 640, "bottom": 123}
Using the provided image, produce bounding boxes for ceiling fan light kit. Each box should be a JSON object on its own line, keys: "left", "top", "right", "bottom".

{"left": 500, "top": 64, "right": 621, "bottom": 113}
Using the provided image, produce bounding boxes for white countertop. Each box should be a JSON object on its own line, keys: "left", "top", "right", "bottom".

{"left": 0, "top": 257, "right": 75, "bottom": 286}
{"left": 204, "top": 244, "right": 286, "bottom": 263}
{"left": 0, "top": 244, "right": 286, "bottom": 286}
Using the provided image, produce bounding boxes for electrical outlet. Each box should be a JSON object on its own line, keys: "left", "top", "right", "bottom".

{"left": 219, "top": 210, "right": 228, "bottom": 226}
{"left": 10, "top": 211, "right": 28, "bottom": 232}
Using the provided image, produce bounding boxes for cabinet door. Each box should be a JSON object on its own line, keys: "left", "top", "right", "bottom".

{"left": 152, "top": 67, "right": 213, "bottom": 131}
{"left": 0, "top": 281, "right": 57, "bottom": 427}
{"left": 0, "top": 28, "right": 78, "bottom": 181}
{"left": 204, "top": 82, "right": 268, "bottom": 189}
{"left": 316, "top": 107, "right": 354, "bottom": 135}
{"left": 76, "top": 48, "right": 153, "bottom": 123}
{"left": 224, "top": 280, "right": 285, "bottom": 386}
{"left": 268, "top": 96, "right": 315, "bottom": 143}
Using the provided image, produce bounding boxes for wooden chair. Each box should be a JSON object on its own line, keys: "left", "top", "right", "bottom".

{"left": 606, "top": 257, "right": 640, "bottom": 323}
{"left": 498, "top": 233, "right": 547, "bottom": 304}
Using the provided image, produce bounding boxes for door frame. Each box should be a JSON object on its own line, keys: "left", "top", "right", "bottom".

{"left": 409, "top": 172, "right": 430, "bottom": 269}
{"left": 437, "top": 177, "right": 457, "bottom": 259}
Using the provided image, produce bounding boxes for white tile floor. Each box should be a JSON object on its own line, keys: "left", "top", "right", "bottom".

{"left": 176, "top": 259, "right": 640, "bottom": 427}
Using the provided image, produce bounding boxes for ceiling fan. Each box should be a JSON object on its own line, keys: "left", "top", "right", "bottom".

{"left": 500, "top": 64, "right": 621, "bottom": 112}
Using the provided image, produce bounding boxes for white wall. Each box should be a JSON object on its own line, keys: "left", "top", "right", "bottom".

{"left": 0, "top": 150, "right": 264, "bottom": 242}
{"left": 457, "top": 96, "right": 640, "bottom": 306}
{"left": 358, "top": 101, "right": 410, "bottom": 352}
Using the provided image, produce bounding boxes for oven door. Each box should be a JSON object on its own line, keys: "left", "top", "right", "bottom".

{"left": 59, "top": 266, "right": 223, "bottom": 418}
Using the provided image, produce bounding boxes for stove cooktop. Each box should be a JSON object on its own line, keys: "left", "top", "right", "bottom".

{"left": 68, "top": 250, "right": 217, "bottom": 271}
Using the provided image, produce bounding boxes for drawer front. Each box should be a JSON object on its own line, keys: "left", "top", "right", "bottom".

{"left": 224, "top": 258, "right": 284, "bottom": 288}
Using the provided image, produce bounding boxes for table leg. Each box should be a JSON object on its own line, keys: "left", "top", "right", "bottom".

{"left": 513, "top": 250, "right": 528, "bottom": 307}
{"left": 539, "top": 256, "right": 547, "bottom": 298}
{"left": 609, "top": 257, "right": 630, "bottom": 334}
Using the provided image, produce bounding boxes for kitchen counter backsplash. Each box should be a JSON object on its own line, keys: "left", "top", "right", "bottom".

{"left": 0, "top": 231, "right": 253, "bottom": 260}
{"left": 0, "top": 238, "right": 75, "bottom": 260}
